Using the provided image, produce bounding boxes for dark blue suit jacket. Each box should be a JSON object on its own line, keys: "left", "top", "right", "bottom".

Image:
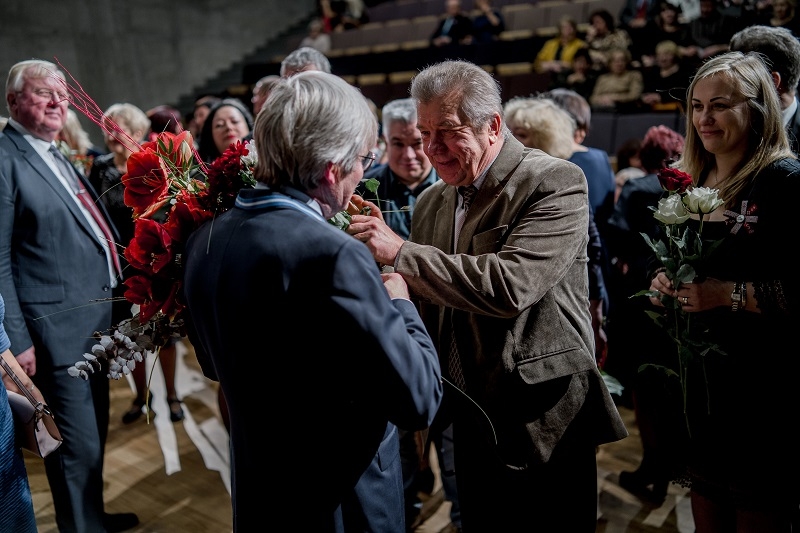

{"left": 183, "top": 186, "right": 443, "bottom": 532}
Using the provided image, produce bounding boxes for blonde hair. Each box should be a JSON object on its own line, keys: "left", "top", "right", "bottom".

{"left": 503, "top": 97, "right": 576, "bottom": 159}
{"left": 677, "top": 51, "right": 794, "bottom": 207}
{"left": 103, "top": 103, "right": 150, "bottom": 141}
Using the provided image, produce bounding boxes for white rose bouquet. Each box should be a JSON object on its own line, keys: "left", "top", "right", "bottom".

{"left": 635, "top": 168, "right": 726, "bottom": 433}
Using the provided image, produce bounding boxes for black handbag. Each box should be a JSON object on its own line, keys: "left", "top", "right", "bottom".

{"left": 1, "top": 357, "right": 63, "bottom": 458}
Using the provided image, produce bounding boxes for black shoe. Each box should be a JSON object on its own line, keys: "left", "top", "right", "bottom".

{"left": 122, "top": 395, "right": 153, "bottom": 424}
{"left": 167, "top": 397, "right": 185, "bottom": 422}
{"left": 619, "top": 470, "right": 668, "bottom": 504}
{"left": 102, "top": 512, "right": 139, "bottom": 532}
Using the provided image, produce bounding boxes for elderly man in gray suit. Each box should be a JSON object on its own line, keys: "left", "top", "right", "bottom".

{"left": 0, "top": 59, "right": 137, "bottom": 532}
{"left": 350, "top": 59, "right": 629, "bottom": 532}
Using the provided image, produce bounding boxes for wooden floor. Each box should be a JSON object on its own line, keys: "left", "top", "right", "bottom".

{"left": 25, "top": 342, "right": 696, "bottom": 533}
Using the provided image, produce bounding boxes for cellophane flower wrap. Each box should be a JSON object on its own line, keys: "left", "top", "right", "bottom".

{"left": 634, "top": 167, "right": 726, "bottom": 433}
{"left": 68, "top": 133, "right": 258, "bottom": 380}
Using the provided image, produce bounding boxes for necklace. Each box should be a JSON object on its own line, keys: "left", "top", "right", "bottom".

{"left": 705, "top": 168, "right": 726, "bottom": 189}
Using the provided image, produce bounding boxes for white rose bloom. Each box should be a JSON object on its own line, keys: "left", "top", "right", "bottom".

{"left": 683, "top": 186, "right": 724, "bottom": 215}
{"left": 653, "top": 194, "right": 691, "bottom": 225}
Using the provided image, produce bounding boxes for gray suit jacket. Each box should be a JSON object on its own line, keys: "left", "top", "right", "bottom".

{"left": 0, "top": 124, "right": 116, "bottom": 365}
{"left": 396, "top": 136, "right": 628, "bottom": 468}
{"left": 0, "top": 123, "right": 116, "bottom": 531}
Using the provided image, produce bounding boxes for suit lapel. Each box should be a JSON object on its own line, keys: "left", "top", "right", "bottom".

{"left": 5, "top": 127, "right": 98, "bottom": 240}
{"left": 455, "top": 137, "right": 526, "bottom": 253}
{"left": 432, "top": 186, "right": 457, "bottom": 253}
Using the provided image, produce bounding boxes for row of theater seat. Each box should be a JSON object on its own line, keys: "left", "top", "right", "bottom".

{"left": 325, "top": 0, "right": 627, "bottom": 57}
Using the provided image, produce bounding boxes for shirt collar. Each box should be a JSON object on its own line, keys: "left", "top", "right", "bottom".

{"left": 7, "top": 117, "right": 56, "bottom": 159}
{"left": 782, "top": 97, "right": 797, "bottom": 128}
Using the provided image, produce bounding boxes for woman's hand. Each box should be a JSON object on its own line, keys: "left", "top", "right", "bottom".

{"left": 650, "top": 273, "right": 730, "bottom": 312}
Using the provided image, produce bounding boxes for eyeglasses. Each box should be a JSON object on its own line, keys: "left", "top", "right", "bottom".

{"left": 360, "top": 151, "right": 377, "bottom": 171}
{"left": 19, "top": 88, "right": 70, "bottom": 103}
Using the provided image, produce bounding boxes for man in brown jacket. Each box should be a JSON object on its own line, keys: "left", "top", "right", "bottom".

{"left": 349, "top": 59, "right": 628, "bottom": 532}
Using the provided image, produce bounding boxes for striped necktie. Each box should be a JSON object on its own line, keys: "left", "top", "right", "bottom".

{"left": 49, "top": 145, "right": 122, "bottom": 278}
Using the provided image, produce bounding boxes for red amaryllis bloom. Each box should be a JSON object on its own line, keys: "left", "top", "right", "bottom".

{"left": 123, "top": 150, "right": 171, "bottom": 216}
{"left": 203, "top": 140, "right": 256, "bottom": 211}
{"left": 164, "top": 190, "right": 214, "bottom": 243}
{"left": 125, "top": 218, "right": 175, "bottom": 276}
{"left": 142, "top": 131, "right": 195, "bottom": 170}
{"left": 123, "top": 274, "right": 183, "bottom": 323}
{"left": 657, "top": 168, "right": 693, "bottom": 194}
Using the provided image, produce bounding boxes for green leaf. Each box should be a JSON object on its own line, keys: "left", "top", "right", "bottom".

{"left": 363, "top": 177, "right": 380, "bottom": 194}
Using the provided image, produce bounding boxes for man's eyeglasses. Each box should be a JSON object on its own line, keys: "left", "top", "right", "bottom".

{"left": 360, "top": 151, "right": 377, "bottom": 171}
{"left": 19, "top": 88, "right": 70, "bottom": 103}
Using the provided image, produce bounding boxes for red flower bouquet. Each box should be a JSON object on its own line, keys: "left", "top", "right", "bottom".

{"left": 69, "top": 132, "right": 258, "bottom": 380}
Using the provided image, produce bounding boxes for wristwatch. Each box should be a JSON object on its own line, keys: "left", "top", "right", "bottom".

{"left": 731, "top": 281, "right": 747, "bottom": 312}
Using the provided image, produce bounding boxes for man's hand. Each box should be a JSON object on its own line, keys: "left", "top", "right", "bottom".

{"left": 381, "top": 272, "right": 411, "bottom": 300}
{"left": 15, "top": 346, "right": 36, "bottom": 376}
{"left": 347, "top": 198, "right": 405, "bottom": 266}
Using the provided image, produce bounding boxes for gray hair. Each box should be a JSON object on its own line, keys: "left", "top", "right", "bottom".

{"left": 5, "top": 59, "right": 66, "bottom": 113}
{"left": 253, "top": 71, "right": 378, "bottom": 191}
{"left": 280, "top": 46, "right": 332, "bottom": 77}
{"left": 729, "top": 24, "right": 800, "bottom": 96}
{"left": 381, "top": 98, "right": 417, "bottom": 137}
{"left": 410, "top": 60, "right": 507, "bottom": 136}
{"left": 103, "top": 103, "right": 151, "bottom": 140}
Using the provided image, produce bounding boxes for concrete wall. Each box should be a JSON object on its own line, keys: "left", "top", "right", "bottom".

{"left": 0, "top": 0, "right": 316, "bottom": 145}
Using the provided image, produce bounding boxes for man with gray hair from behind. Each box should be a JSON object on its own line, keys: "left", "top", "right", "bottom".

{"left": 729, "top": 24, "right": 800, "bottom": 154}
{"left": 280, "top": 45, "right": 332, "bottom": 77}
{"left": 182, "top": 70, "right": 442, "bottom": 532}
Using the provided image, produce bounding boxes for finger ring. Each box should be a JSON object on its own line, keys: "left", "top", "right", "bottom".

{"left": 682, "top": 296, "right": 688, "bottom": 304}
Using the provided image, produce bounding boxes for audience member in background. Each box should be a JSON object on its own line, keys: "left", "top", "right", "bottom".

{"left": 544, "top": 88, "right": 617, "bottom": 226}
{"left": 639, "top": 40, "right": 692, "bottom": 110}
{"left": 589, "top": 47, "right": 644, "bottom": 111}
{"left": 673, "top": 0, "right": 702, "bottom": 22}
{"left": 0, "top": 58, "right": 138, "bottom": 533}
{"left": 604, "top": 125, "right": 686, "bottom": 503}
{"left": 534, "top": 16, "right": 588, "bottom": 75}
{"left": 357, "top": 98, "right": 458, "bottom": 532}
{"left": 197, "top": 98, "right": 253, "bottom": 165}
{"left": 300, "top": 17, "right": 332, "bottom": 54}
{"left": 585, "top": 8, "right": 633, "bottom": 71}
{"left": 682, "top": 0, "right": 742, "bottom": 68}
{"left": 758, "top": 0, "right": 800, "bottom": 33}
{"left": 543, "top": 87, "right": 617, "bottom": 313}
{"left": 613, "top": 137, "right": 646, "bottom": 202}
{"left": 183, "top": 69, "right": 442, "bottom": 533}
{"left": 146, "top": 104, "right": 183, "bottom": 140}
{"left": 349, "top": 59, "right": 628, "bottom": 533}
{"left": 280, "top": 46, "right": 332, "bottom": 77}
{"left": 56, "top": 108, "right": 103, "bottom": 174}
{"left": 634, "top": 0, "right": 692, "bottom": 67}
{"left": 647, "top": 51, "right": 800, "bottom": 531}
{"left": 504, "top": 96, "right": 609, "bottom": 367}
{"left": 0, "top": 292, "right": 39, "bottom": 533}
{"left": 320, "top": 0, "right": 368, "bottom": 32}
{"left": 730, "top": 24, "right": 800, "bottom": 155}
{"left": 110, "top": 104, "right": 187, "bottom": 424}
{"left": 187, "top": 94, "right": 220, "bottom": 143}
{"left": 251, "top": 75, "right": 281, "bottom": 117}
{"left": 88, "top": 103, "right": 150, "bottom": 352}
{"left": 619, "top": 0, "right": 662, "bottom": 45}
{"left": 550, "top": 47, "right": 599, "bottom": 100}
{"left": 430, "top": 0, "right": 474, "bottom": 47}
{"left": 470, "top": 0, "right": 505, "bottom": 43}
